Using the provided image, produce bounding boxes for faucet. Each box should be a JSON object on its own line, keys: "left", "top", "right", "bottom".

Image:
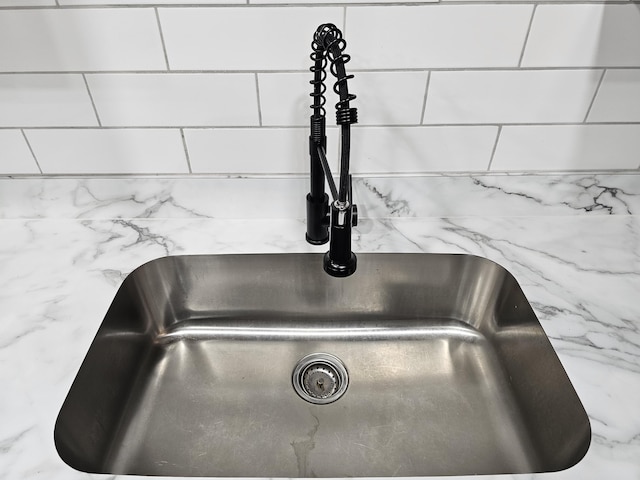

{"left": 305, "top": 23, "right": 358, "bottom": 278}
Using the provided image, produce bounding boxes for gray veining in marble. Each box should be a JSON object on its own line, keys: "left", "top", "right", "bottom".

{"left": 2, "top": 174, "right": 640, "bottom": 220}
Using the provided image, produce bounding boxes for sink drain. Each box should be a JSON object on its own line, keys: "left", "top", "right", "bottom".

{"left": 292, "top": 353, "right": 349, "bottom": 404}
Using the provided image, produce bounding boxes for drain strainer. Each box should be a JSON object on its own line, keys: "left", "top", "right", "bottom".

{"left": 292, "top": 353, "right": 349, "bottom": 404}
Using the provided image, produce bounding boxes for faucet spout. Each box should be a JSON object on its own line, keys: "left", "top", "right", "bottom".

{"left": 305, "top": 23, "right": 358, "bottom": 278}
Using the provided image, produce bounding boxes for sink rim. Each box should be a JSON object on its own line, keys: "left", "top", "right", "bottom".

{"left": 55, "top": 252, "right": 591, "bottom": 477}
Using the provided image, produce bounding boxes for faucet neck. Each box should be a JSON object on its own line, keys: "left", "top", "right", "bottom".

{"left": 306, "top": 23, "right": 358, "bottom": 277}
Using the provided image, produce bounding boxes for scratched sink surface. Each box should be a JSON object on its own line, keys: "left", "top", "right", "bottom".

{"left": 55, "top": 253, "right": 590, "bottom": 477}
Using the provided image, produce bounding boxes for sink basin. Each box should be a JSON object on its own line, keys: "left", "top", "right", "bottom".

{"left": 55, "top": 253, "right": 590, "bottom": 477}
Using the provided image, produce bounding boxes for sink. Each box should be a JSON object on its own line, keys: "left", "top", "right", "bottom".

{"left": 55, "top": 253, "right": 590, "bottom": 477}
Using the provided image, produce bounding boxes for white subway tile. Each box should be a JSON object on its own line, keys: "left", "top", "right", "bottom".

{"left": 350, "top": 126, "right": 497, "bottom": 174}
{"left": 423, "top": 70, "right": 602, "bottom": 124}
{"left": 348, "top": 5, "right": 533, "bottom": 69}
{"left": 0, "top": 131, "right": 39, "bottom": 174}
{"left": 87, "top": 73, "right": 259, "bottom": 127}
{"left": 0, "top": 74, "right": 97, "bottom": 127}
{"left": 259, "top": 71, "right": 428, "bottom": 126}
{"left": 588, "top": 69, "right": 640, "bottom": 122}
{"left": 185, "top": 127, "right": 339, "bottom": 174}
{"left": 492, "top": 125, "right": 640, "bottom": 171}
{"left": 0, "top": 9, "right": 165, "bottom": 72}
{"left": 251, "top": 0, "right": 434, "bottom": 3}
{"left": 441, "top": 0, "right": 617, "bottom": 2}
{"left": 522, "top": 5, "right": 640, "bottom": 68}
{"left": 26, "top": 129, "right": 188, "bottom": 174}
{"left": 60, "top": 0, "right": 242, "bottom": 4}
{"left": 0, "top": 1, "right": 54, "bottom": 5}
{"left": 159, "top": 7, "right": 343, "bottom": 71}
{"left": 441, "top": 0, "right": 622, "bottom": 2}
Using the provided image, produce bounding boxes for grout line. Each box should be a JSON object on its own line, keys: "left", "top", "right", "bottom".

{"left": 254, "top": 73, "right": 263, "bottom": 126}
{"left": 0, "top": 67, "right": 638, "bottom": 75}
{"left": 487, "top": 125, "right": 502, "bottom": 171}
{"left": 0, "top": 2, "right": 636, "bottom": 9}
{"left": 82, "top": 74, "right": 102, "bottom": 127}
{"left": 1, "top": 122, "right": 639, "bottom": 131}
{"left": 21, "top": 129, "right": 43, "bottom": 174}
{"left": 180, "top": 128, "right": 193, "bottom": 173}
{"left": 517, "top": 4, "right": 537, "bottom": 68}
{"left": 0, "top": 126, "right": 311, "bottom": 131}
{"left": 4, "top": 169, "right": 640, "bottom": 181}
{"left": 583, "top": 69, "right": 607, "bottom": 123}
{"left": 154, "top": 8, "right": 171, "bottom": 71}
{"left": 420, "top": 71, "right": 431, "bottom": 124}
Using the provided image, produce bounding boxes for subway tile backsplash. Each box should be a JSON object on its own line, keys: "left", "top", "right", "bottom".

{"left": 0, "top": 1, "right": 54, "bottom": 5}
{"left": 350, "top": 126, "right": 499, "bottom": 174}
{"left": 0, "top": 131, "right": 39, "bottom": 174}
{"left": 492, "top": 125, "right": 640, "bottom": 171}
{"left": 0, "top": 9, "right": 165, "bottom": 72}
{"left": 185, "top": 127, "right": 340, "bottom": 175}
{"left": 0, "top": 74, "right": 97, "bottom": 127}
{"left": 26, "top": 129, "right": 188, "bottom": 174}
{"left": 521, "top": 4, "right": 640, "bottom": 68}
{"left": 423, "top": 70, "right": 603, "bottom": 124}
{"left": 86, "top": 73, "right": 260, "bottom": 127}
{"left": 0, "top": 3, "right": 639, "bottom": 176}
{"left": 159, "top": 7, "right": 344, "bottom": 71}
{"left": 587, "top": 69, "right": 640, "bottom": 123}
{"left": 347, "top": 5, "right": 534, "bottom": 69}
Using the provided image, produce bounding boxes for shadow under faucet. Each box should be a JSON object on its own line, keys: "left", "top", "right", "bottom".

{"left": 305, "top": 23, "right": 359, "bottom": 278}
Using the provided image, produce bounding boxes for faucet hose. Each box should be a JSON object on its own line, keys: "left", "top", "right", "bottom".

{"left": 310, "top": 23, "right": 358, "bottom": 204}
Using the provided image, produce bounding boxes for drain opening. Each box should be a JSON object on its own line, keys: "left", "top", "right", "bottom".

{"left": 293, "top": 353, "right": 349, "bottom": 404}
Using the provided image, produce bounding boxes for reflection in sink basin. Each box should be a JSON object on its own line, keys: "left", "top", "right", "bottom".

{"left": 55, "top": 253, "right": 590, "bottom": 477}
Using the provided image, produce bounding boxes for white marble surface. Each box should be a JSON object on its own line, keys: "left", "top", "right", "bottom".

{"left": 2, "top": 174, "right": 640, "bottom": 220}
{"left": 1, "top": 174, "right": 639, "bottom": 479}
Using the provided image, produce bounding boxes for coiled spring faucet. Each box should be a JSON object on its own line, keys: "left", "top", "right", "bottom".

{"left": 305, "top": 23, "right": 358, "bottom": 277}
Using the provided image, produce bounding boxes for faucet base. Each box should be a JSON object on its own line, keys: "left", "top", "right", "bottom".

{"left": 323, "top": 251, "right": 357, "bottom": 278}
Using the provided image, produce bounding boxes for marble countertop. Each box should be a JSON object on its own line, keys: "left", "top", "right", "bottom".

{"left": 1, "top": 173, "right": 639, "bottom": 479}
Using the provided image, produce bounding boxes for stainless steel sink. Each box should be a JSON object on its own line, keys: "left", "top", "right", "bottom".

{"left": 55, "top": 253, "right": 590, "bottom": 477}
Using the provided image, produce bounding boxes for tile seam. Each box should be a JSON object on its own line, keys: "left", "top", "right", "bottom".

{"left": 420, "top": 71, "right": 431, "bottom": 124}
{"left": 154, "top": 7, "right": 171, "bottom": 71}
{"left": 583, "top": 69, "right": 607, "bottom": 123}
{"left": 517, "top": 4, "right": 537, "bottom": 68}
{"left": 487, "top": 125, "right": 502, "bottom": 171}
{"left": 20, "top": 129, "right": 43, "bottom": 174}
{"left": 82, "top": 73, "right": 103, "bottom": 127}
{"left": 180, "top": 127, "right": 193, "bottom": 173}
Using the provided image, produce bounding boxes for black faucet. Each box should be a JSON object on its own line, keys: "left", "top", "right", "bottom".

{"left": 305, "top": 23, "right": 358, "bottom": 278}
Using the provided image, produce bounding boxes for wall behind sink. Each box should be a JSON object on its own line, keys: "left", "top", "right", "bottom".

{"left": 1, "top": 0, "right": 639, "bottom": 176}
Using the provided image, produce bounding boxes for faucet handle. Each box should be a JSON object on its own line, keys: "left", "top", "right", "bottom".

{"left": 306, "top": 192, "right": 330, "bottom": 245}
